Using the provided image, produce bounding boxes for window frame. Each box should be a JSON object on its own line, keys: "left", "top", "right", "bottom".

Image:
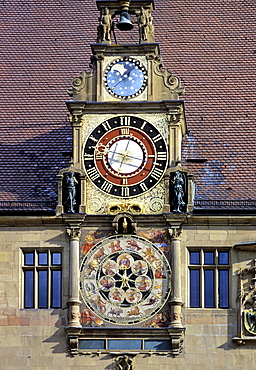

{"left": 188, "top": 248, "right": 230, "bottom": 309}
{"left": 22, "top": 249, "right": 62, "bottom": 309}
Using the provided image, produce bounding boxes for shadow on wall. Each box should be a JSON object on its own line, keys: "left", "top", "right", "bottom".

{"left": 0, "top": 125, "right": 72, "bottom": 201}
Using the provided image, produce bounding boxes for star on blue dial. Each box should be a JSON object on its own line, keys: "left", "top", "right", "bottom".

{"left": 104, "top": 57, "right": 147, "bottom": 100}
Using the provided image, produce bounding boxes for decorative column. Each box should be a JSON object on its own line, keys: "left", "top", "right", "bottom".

{"left": 66, "top": 224, "right": 82, "bottom": 328}
{"left": 169, "top": 227, "right": 184, "bottom": 327}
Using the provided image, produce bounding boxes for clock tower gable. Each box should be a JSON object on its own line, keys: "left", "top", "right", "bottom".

{"left": 62, "top": 2, "right": 193, "bottom": 356}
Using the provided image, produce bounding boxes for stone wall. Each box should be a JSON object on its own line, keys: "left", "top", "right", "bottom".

{"left": 0, "top": 215, "right": 256, "bottom": 368}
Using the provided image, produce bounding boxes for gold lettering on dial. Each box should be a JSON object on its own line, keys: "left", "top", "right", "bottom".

{"left": 121, "top": 127, "right": 130, "bottom": 135}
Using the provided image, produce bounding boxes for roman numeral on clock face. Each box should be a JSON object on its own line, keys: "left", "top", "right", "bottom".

{"left": 84, "top": 153, "right": 94, "bottom": 161}
{"left": 157, "top": 152, "right": 167, "bottom": 161}
{"left": 152, "top": 134, "right": 162, "bottom": 143}
{"left": 89, "top": 134, "right": 98, "bottom": 143}
{"left": 140, "top": 121, "right": 147, "bottom": 130}
{"left": 101, "top": 181, "right": 113, "bottom": 193}
{"left": 121, "top": 187, "right": 129, "bottom": 197}
{"left": 120, "top": 116, "right": 131, "bottom": 126}
{"left": 102, "top": 121, "right": 111, "bottom": 131}
{"left": 140, "top": 182, "right": 148, "bottom": 192}
{"left": 151, "top": 167, "right": 163, "bottom": 180}
{"left": 87, "top": 167, "right": 100, "bottom": 181}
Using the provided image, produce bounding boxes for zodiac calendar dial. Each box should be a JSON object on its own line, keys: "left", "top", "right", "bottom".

{"left": 104, "top": 57, "right": 147, "bottom": 99}
{"left": 83, "top": 116, "right": 168, "bottom": 198}
{"left": 80, "top": 235, "right": 171, "bottom": 325}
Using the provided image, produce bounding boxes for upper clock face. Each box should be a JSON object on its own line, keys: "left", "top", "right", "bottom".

{"left": 104, "top": 57, "right": 147, "bottom": 100}
{"left": 83, "top": 116, "right": 168, "bottom": 198}
{"left": 80, "top": 234, "right": 171, "bottom": 325}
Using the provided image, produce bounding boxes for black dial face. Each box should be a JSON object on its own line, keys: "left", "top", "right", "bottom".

{"left": 80, "top": 235, "right": 171, "bottom": 325}
{"left": 83, "top": 116, "right": 168, "bottom": 198}
{"left": 104, "top": 57, "right": 147, "bottom": 100}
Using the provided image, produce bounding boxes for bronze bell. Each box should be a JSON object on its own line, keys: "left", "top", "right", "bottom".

{"left": 116, "top": 11, "right": 134, "bottom": 31}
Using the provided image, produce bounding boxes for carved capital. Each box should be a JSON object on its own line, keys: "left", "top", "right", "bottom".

{"left": 94, "top": 53, "right": 105, "bottom": 61}
{"left": 167, "top": 112, "right": 182, "bottom": 125}
{"left": 169, "top": 227, "right": 183, "bottom": 241}
{"left": 66, "top": 227, "right": 81, "bottom": 241}
{"left": 66, "top": 102, "right": 86, "bottom": 120}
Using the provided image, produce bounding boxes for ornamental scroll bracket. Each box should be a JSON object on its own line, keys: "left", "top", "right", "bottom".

{"left": 233, "top": 258, "right": 256, "bottom": 345}
{"left": 67, "top": 56, "right": 97, "bottom": 101}
{"left": 153, "top": 60, "right": 185, "bottom": 98}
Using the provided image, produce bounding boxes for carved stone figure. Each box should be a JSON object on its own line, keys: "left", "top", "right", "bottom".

{"left": 172, "top": 171, "right": 186, "bottom": 213}
{"left": 65, "top": 171, "right": 78, "bottom": 213}
{"left": 136, "top": 7, "right": 154, "bottom": 43}
{"left": 97, "top": 7, "right": 112, "bottom": 43}
{"left": 246, "top": 304, "right": 256, "bottom": 334}
{"left": 114, "top": 355, "right": 135, "bottom": 370}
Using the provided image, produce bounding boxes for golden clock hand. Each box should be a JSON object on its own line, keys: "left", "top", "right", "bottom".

{"left": 95, "top": 144, "right": 163, "bottom": 167}
{"left": 107, "top": 150, "right": 161, "bottom": 167}
{"left": 119, "top": 137, "right": 132, "bottom": 170}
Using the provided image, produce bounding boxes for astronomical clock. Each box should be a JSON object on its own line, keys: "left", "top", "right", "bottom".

{"left": 80, "top": 234, "right": 171, "bottom": 326}
{"left": 60, "top": 0, "right": 194, "bottom": 358}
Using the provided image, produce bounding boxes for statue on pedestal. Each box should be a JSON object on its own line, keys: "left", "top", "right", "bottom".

{"left": 97, "top": 7, "right": 112, "bottom": 43}
{"left": 64, "top": 171, "right": 78, "bottom": 213}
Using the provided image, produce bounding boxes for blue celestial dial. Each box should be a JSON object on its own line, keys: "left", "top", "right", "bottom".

{"left": 104, "top": 57, "right": 147, "bottom": 99}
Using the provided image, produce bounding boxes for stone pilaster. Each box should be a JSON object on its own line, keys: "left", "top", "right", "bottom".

{"left": 65, "top": 216, "right": 85, "bottom": 328}
{"left": 168, "top": 227, "right": 184, "bottom": 327}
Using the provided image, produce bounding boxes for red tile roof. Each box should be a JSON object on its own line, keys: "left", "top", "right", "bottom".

{"left": 0, "top": 0, "right": 255, "bottom": 206}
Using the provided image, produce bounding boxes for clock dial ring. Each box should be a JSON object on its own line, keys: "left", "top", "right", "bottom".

{"left": 96, "top": 127, "right": 155, "bottom": 184}
{"left": 83, "top": 116, "right": 168, "bottom": 198}
{"left": 104, "top": 57, "right": 147, "bottom": 100}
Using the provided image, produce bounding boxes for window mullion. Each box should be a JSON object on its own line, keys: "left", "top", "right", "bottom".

{"left": 200, "top": 268, "right": 204, "bottom": 308}
{"left": 215, "top": 266, "right": 218, "bottom": 308}
{"left": 35, "top": 271, "right": 39, "bottom": 309}
{"left": 47, "top": 249, "right": 50, "bottom": 309}
{"left": 48, "top": 266, "right": 51, "bottom": 309}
